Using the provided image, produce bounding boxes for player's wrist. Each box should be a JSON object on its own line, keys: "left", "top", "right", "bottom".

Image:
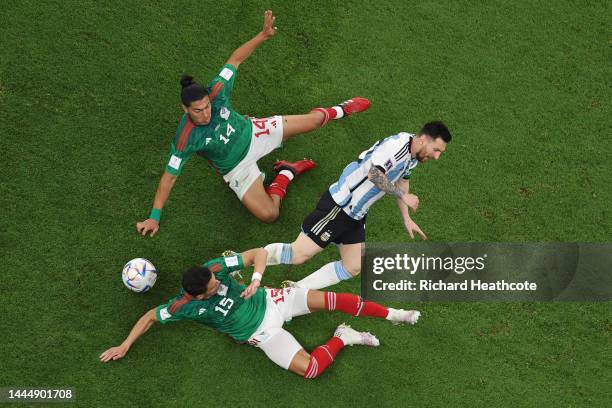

{"left": 149, "top": 208, "right": 162, "bottom": 222}
{"left": 252, "top": 272, "right": 263, "bottom": 282}
{"left": 258, "top": 31, "right": 271, "bottom": 41}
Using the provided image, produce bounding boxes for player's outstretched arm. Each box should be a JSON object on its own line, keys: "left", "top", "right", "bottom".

{"left": 226, "top": 10, "right": 277, "bottom": 69}
{"left": 395, "top": 179, "right": 427, "bottom": 240}
{"left": 136, "top": 171, "right": 178, "bottom": 237}
{"left": 99, "top": 308, "right": 158, "bottom": 362}
{"left": 368, "top": 167, "right": 420, "bottom": 212}
{"left": 239, "top": 248, "right": 268, "bottom": 299}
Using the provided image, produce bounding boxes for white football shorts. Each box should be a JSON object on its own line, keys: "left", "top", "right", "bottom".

{"left": 223, "top": 116, "right": 284, "bottom": 200}
{"left": 247, "top": 287, "right": 311, "bottom": 370}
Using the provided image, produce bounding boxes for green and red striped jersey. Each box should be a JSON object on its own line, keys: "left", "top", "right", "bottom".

{"left": 155, "top": 254, "right": 266, "bottom": 342}
{"left": 165, "top": 64, "right": 253, "bottom": 176}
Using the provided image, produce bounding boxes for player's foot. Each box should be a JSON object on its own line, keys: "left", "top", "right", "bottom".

{"left": 339, "top": 97, "right": 371, "bottom": 116}
{"left": 281, "top": 280, "right": 300, "bottom": 288}
{"left": 334, "top": 323, "right": 380, "bottom": 347}
{"left": 386, "top": 308, "right": 421, "bottom": 325}
{"left": 273, "top": 159, "right": 316, "bottom": 176}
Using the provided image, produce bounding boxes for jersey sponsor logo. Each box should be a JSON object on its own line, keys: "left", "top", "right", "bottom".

{"left": 159, "top": 307, "right": 172, "bottom": 320}
{"left": 217, "top": 284, "right": 228, "bottom": 296}
{"left": 206, "top": 138, "right": 212, "bottom": 145}
{"left": 168, "top": 155, "right": 182, "bottom": 170}
{"left": 220, "top": 67, "right": 234, "bottom": 81}
{"left": 225, "top": 255, "right": 239, "bottom": 267}
{"left": 220, "top": 107, "right": 230, "bottom": 120}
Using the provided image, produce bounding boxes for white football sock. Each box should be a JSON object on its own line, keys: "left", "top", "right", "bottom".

{"left": 332, "top": 106, "right": 344, "bottom": 119}
{"left": 279, "top": 169, "right": 294, "bottom": 180}
{"left": 297, "top": 262, "right": 342, "bottom": 290}
{"left": 264, "top": 243, "right": 293, "bottom": 266}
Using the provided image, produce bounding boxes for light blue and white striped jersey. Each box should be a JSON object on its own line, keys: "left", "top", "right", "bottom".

{"left": 329, "top": 132, "right": 419, "bottom": 220}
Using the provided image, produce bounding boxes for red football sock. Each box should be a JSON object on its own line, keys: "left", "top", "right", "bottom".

{"left": 310, "top": 107, "right": 340, "bottom": 127}
{"left": 266, "top": 173, "right": 292, "bottom": 199}
{"left": 324, "top": 292, "right": 389, "bottom": 318}
{"left": 304, "top": 336, "right": 345, "bottom": 379}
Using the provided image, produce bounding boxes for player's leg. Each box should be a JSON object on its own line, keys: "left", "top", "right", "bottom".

{"left": 265, "top": 232, "right": 324, "bottom": 266}
{"left": 306, "top": 290, "right": 421, "bottom": 325}
{"left": 250, "top": 116, "right": 316, "bottom": 208}
{"left": 257, "top": 327, "right": 378, "bottom": 378}
{"left": 240, "top": 174, "right": 281, "bottom": 223}
{"left": 264, "top": 190, "right": 339, "bottom": 267}
{"left": 291, "top": 242, "right": 362, "bottom": 289}
{"left": 282, "top": 97, "right": 372, "bottom": 141}
{"left": 338, "top": 242, "right": 363, "bottom": 277}
{"left": 227, "top": 116, "right": 314, "bottom": 222}
{"left": 276, "top": 199, "right": 366, "bottom": 289}
{"left": 258, "top": 288, "right": 379, "bottom": 378}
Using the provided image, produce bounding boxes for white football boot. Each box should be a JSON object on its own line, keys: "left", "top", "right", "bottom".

{"left": 334, "top": 323, "right": 380, "bottom": 347}
{"left": 280, "top": 280, "right": 300, "bottom": 288}
{"left": 386, "top": 308, "right": 421, "bottom": 325}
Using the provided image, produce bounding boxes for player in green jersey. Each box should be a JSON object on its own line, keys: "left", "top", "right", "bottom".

{"left": 100, "top": 249, "right": 421, "bottom": 379}
{"left": 136, "top": 10, "right": 371, "bottom": 236}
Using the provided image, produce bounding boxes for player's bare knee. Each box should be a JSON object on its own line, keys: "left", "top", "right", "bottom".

{"left": 256, "top": 208, "right": 279, "bottom": 223}
{"left": 309, "top": 110, "right": 325, "bottom": 127}
{"left": 291, "top": 248, "right": 312, "bottom": 265}
{"left": 345, "top": 262, "right": 361, "bottom": 277}
{"left": 291, "top": 252, "right": 307, "bottom": 265}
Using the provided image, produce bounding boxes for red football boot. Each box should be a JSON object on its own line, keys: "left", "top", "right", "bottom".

{"left": 339, "top": 97, "right": 371, "bottom": 116}
{"left": 273, "top": 159, "right": 317, "bottom": 176}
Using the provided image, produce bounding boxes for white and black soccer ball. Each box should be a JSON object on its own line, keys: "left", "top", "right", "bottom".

{"left": 122, "top": 258, "right": 157, "bottom": 293}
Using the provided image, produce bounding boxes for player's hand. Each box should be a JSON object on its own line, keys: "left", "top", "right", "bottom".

{"left": 261, "top": 10, "right": 277, "bottom": 40}
{"left": 99, "top": 345, "right": 128, "bottom": 362}
{"left": 136, "top": 219, "right": 159, "bottom": 237}
{"left": 401, "top": 193, "right": 419, "bottom": 212}
{"left": 240, "top": 279, "right": 261, "bottom": 299}
{"left": 404, "top": 218, "right": 428, "bottom": 240}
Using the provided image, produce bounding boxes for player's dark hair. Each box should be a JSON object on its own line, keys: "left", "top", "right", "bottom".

{"left": 180, "top": 75, "right": 208, "bottom": 107}
{"left": 420, "top": 121, "right": 452, "bottom": 143}
{"left": 182, "top": 265, "right": 212, "bottom": 296}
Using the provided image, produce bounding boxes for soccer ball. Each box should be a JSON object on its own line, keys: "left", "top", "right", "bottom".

{"left": 122, "top": 258, "right": 157, "bottom": 293}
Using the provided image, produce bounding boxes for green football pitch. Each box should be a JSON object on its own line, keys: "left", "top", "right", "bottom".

{"left": 1, "top": 0, "right": 610, "bottom": 406}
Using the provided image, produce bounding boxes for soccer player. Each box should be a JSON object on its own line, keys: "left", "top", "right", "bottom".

{"left": 264, "top": 121, "right": 452, "bottom": 289}
{"left": 100, "top": 249, "right": 420, "bottom": 378}
{"left": 136, "top": 10, "right": 370, "bottom": 235}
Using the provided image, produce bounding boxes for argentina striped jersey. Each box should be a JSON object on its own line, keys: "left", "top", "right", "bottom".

{"left": 329, "top": 132, "right": 419, "bottom": 220}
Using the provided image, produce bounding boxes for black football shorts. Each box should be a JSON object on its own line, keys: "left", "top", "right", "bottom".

{"left": 301, "top": 190, "right": 366, "bottom": 248}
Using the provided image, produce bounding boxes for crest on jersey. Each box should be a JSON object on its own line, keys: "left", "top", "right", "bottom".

{"left": 198, "top": 308, "right": 206, "bottom": 315}
{"left": 321, "top": 231, "right": 331, "bottom": 242}
{"left": 220, "top": 107, "right": 230, "bottom": 120}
